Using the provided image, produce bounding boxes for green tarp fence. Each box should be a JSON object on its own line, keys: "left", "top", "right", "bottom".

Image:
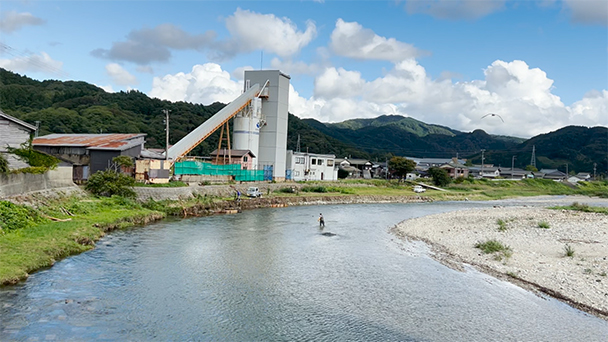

{"left": 174, "top": 160, "right": 264, "bottom": 182}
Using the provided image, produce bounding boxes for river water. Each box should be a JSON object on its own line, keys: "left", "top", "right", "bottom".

{"left": 1, "top": 201, "right": 607, "bottom": 341}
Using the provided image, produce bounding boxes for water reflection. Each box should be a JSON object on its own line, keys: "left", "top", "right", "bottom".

{"left": 1, "top": 202, "right": 607, "bottom": 341}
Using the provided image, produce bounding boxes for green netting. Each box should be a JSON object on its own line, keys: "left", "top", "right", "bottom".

{"left": 174, "top": 161, "right": 264, "bottom": 182}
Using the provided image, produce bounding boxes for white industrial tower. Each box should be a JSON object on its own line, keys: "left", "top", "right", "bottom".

{"left": 233, "top": 70, "right": 290, "bottom": 181}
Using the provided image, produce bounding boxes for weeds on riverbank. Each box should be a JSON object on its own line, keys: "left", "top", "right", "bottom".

{"left": 550, "top": 202, "right": 608, "bottom": 215}
{"left": 564, "top": 244, "right": 575, "bottom": 257}
{"left": 475, "top": 239, "right": 513, "bottom": 261}
{"left": 496, "top": 219, "right": 508, "bottom": 231}
{"left": 538, "top": 221, "right": 551, "bottom": 229}
{"left": 0, "top": 194, "right": 165, "bottom": 285}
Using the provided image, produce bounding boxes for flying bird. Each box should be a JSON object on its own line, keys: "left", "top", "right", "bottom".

{"left": 481, "top": 113, "right": 504, "bottom": 123}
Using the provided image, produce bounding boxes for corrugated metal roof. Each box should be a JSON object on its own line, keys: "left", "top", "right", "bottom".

{"left": 0, "top": 110, "right": 37, "bottom": 131}
{"left": 33, "top": 133, "right": 146, "bottom": 151}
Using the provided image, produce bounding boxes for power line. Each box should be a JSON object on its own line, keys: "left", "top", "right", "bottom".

{"left": 0, "top": 42, "right": 69, "bottom": 78}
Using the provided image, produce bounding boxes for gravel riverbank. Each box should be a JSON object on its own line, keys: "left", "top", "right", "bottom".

{"left": 392, "top": 196, "right": 608, "bottom": 320}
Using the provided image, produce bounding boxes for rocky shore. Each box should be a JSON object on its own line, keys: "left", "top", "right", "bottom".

{"left": 392, "top": 196, "right": 608, "bottom": 320}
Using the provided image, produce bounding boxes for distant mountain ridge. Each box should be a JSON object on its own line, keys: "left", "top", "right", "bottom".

{"left": 0, "top": 68, "right": 605, "bottom": 174}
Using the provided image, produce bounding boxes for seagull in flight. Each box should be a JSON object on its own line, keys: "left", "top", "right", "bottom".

{"left": 481, "top": 113, "right": 504, "bottom": 123}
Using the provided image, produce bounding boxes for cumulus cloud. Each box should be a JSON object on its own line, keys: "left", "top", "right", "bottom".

{"left": 314, "top": 67, "right": 365, "bottom": 99}
{"left": 404, "top": 0, "right": 506, "bottom": 20}
{"left": 92, "top": 24, "right": 215, "bottom": 65}
{"left": 105, "top": 63, "right": 138, "bottom": 86}
{"left": 0, "top": 11, "right": 45, "bottom": 33}
{"left": 0, "top": 51, "right": 64, "bottom": 75}
{"left": 149, "top": 63, "right": 242, "bottom": 104}
{"left": 329, "top": 19, "right": 424, "bottom": 61}
{"left": 291, "top": 59, "right": 604, "bottom": 138}
{"left": 563, "top": 0, "right": 608, "bottom": 26}
{"left": 146, "top": 60, "right": 606, "bottom": 138}
{"left": 214, "top": 8, "right": 317, "bottom": 60}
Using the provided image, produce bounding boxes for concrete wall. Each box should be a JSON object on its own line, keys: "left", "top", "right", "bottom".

{"left": 0, "top": 166, "right": 76, "bottom": 198}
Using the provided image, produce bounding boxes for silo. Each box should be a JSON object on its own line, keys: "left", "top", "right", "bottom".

{"left": 233, "top": 97, "right": 262, "bottom": 167}
{"left": 243, "top": 70, "right": 290, "bottom": 181}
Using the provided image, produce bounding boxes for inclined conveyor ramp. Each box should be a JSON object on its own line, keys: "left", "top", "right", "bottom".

{"left": 166, "top": 83, "right": 261, "bottom": 162}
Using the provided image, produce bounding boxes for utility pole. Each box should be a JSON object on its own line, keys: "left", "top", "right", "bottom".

{"left": 594, "top": 163, "right": 597, "bottom": 180}
{"left": 163, "top": 109, "right": 170, "bottom": 160}
{"left": 565, "top": 163, "right": 568, "bottom": 178}
{"left": 35, "top": 121, "right": 40, "bottom": 138}
{"left": 511, "top": 155, "right": 516, "bottom": 179}
{"left": 480, "top": 149, "right": 485, "bottom": 178}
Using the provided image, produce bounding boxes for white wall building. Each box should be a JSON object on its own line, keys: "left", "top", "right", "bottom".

{"left": 286, "top": 150, "right": 338, "bottom": 181}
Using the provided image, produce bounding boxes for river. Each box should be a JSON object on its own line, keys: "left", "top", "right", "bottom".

{"left": 1, "top": 201, "right": 607, "bottom": 341}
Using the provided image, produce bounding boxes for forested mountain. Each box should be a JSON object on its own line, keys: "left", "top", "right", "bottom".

{"left": 0, "top": 68, "right": 606, "bottom": 174}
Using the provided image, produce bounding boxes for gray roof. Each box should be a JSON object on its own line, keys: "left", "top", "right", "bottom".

{"left": 0, "top": 110, "right": 37, "bottom": 131}
{"left": 210, "top": 149, "right": 256, "bottom": 158}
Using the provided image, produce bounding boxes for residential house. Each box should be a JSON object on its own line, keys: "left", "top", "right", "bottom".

{"left": 336, "top": 158, "right": 373, "bottom": 179}
{"left": 539, "top": 169, "right": 567, "bottom": 181}
{"left": 440, "top": 160, "right": 469, "bottom": 178}
{"left": 575, "top": 172, "right": 591, "bottom": 181}
{"left": 33, "top": 133, "right": 146, "bottom": 181}
{"left": 286, "top": 150, "right": 337, "bottom": 181}
{"left": 0, "top": 111, "right": 37, "bottom": 169}
{"left": 210, "top": 149, "right": 256, "bottom": 169}
{"left": 468, "top": 165, "right": 500, "bottom": 179}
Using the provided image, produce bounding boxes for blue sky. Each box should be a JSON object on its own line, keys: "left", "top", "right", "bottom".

{"left": 0, "top": 0, "right": 606, "bottom": 138}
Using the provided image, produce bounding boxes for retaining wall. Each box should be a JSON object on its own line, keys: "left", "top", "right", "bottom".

{"left": 0, "top": 166, "right": 77, "bottom": 199}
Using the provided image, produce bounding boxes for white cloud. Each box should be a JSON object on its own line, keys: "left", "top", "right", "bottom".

{"left": 329, "top": 19, "right": 424, "bottom": 61}
{"left": 149, "top": 63, "right": 242, "bottom": 104}
{"left": 146, "top": 60, "right": 606, "bottom": 138}
{"left": 562, "top": 0, "right": 608, "bottom": 26}
{"left": 216, "top": 8, "right": 317, "bottom": 59}
{"left": 314, "top": 67, "right": 365, "bottom": 99}
{"left": 96, "top": 84, "right": 115, "bottom": 93}
{"left": 404, "top": 0, "right": 506, "bottom": 20}
{"left": 0, "top": 51, "right": 63, "bottom": 75}
{"left": 0, "top": 11, "right": 45, "bottom": 33}
{"left": 105, "top": 63, "right": 138, "bottom": 86}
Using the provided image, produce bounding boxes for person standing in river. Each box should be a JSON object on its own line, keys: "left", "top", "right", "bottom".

{"left": 318, "top": 213, "right": 325, "bottom": 228}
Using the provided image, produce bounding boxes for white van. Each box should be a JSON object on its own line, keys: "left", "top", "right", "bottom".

{"left": 247, "top": 187, "right": 263, "bottom": 198}
{"left": 413, "top": 185, "right": 426, "bottom": 193}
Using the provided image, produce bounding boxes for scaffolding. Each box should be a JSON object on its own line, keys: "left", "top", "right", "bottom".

{"left": 174, "top": 160, "right": 267, "bottom": 182}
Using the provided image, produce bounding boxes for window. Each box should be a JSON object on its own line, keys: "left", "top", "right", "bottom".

{"left": 295, "top": 157, "right": 305, "bottom": 164}
{"left": 327, "top": 160, "right": 334, "bottom": 167}
{"left": 244, "top": 156, "right": 248, "bottom": 162}
{"left": 318, "top": 159, "right": 324, "bottom": 166}
{"left": 311, "top": 158, "right": 317, "bottom": 165}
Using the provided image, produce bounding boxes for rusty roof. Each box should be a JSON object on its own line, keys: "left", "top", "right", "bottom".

{"left": 33, "top": 133, "right": 146, "bottom": 150}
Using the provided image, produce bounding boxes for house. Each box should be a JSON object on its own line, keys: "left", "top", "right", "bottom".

{"left": 33, "top": 133, "right": 146, "bottom": 181}
{"left": 469, "top": 165, "right": 500, "bottom": 179}
{"left": 210, "top": 149, "right": 256, "bottom": 169}
{"left": 575, "top": 172, "right": 591, "bottom": 181}
{"left": 439, "top": 160, "right": 469, "bottom": 178}
{"left": 0, "top": 111, "right": 37, "bottom": 169}
{"left": 336, "top": 158, "right": 373, "bottom": 178}
{"left": 498, "top": 168, "right": 531, "bottom": 180}
{"left": 285, "top": 150, "right": 337, "bottom": 181}
{"left": 409, "top": 157, "right": 467, "bottom": 171}
{"left": 539, "top": 169, "right": 567, "bottom": 181}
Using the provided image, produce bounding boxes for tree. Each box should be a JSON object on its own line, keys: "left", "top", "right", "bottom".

{"left": 388, "top": 156, "right": 416, "bottom": 181}
{"left": 525, "top": 165, "right": 538, "bottom": 172}
{"left": 0, "top": 154, "right": 9, "bottom": 174}
{"left": 428, "top": 167, "right": 451, "bottom": 187}
{"left": 85, "top": 156, "right": 136, "bottom": 198}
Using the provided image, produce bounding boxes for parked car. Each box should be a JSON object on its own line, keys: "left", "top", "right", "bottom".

{"left": 413, "top": 185, "right": 426, "bottom": 193}
{"left": 247, "top": 186, "right": 263, "bottom": 198}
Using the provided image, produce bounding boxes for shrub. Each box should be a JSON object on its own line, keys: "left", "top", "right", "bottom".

{"left": 8, "top": 142, "right": 58, "bottom": 169}
{"left": 0, "top": 201, "right": 45, "bottom": 231}
{"left": 538, "top": 221, "right": 550, "bottom": 229}
{"left": 301, "top": 186, "right": 328, "bottom": 193}
{"left": 85, "top": 170, "right": 136, "bottom": 198}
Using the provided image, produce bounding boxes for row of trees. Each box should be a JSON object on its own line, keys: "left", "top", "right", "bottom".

{"left": 388, "top": 156, "right": 451, "bottom": 187}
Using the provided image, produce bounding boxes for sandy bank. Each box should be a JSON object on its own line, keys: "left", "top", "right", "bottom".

{"left": 392, "top": 197, "right": 608, "bottom": 320}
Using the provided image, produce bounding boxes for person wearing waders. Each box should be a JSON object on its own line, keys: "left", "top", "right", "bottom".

{"left": 318, "top": 213, "right": 325, "bottom": 228}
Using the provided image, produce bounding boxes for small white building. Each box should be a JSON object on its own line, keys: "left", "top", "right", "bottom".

{"left": 286, "top": 150, "right": 338, "bottom": 181}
